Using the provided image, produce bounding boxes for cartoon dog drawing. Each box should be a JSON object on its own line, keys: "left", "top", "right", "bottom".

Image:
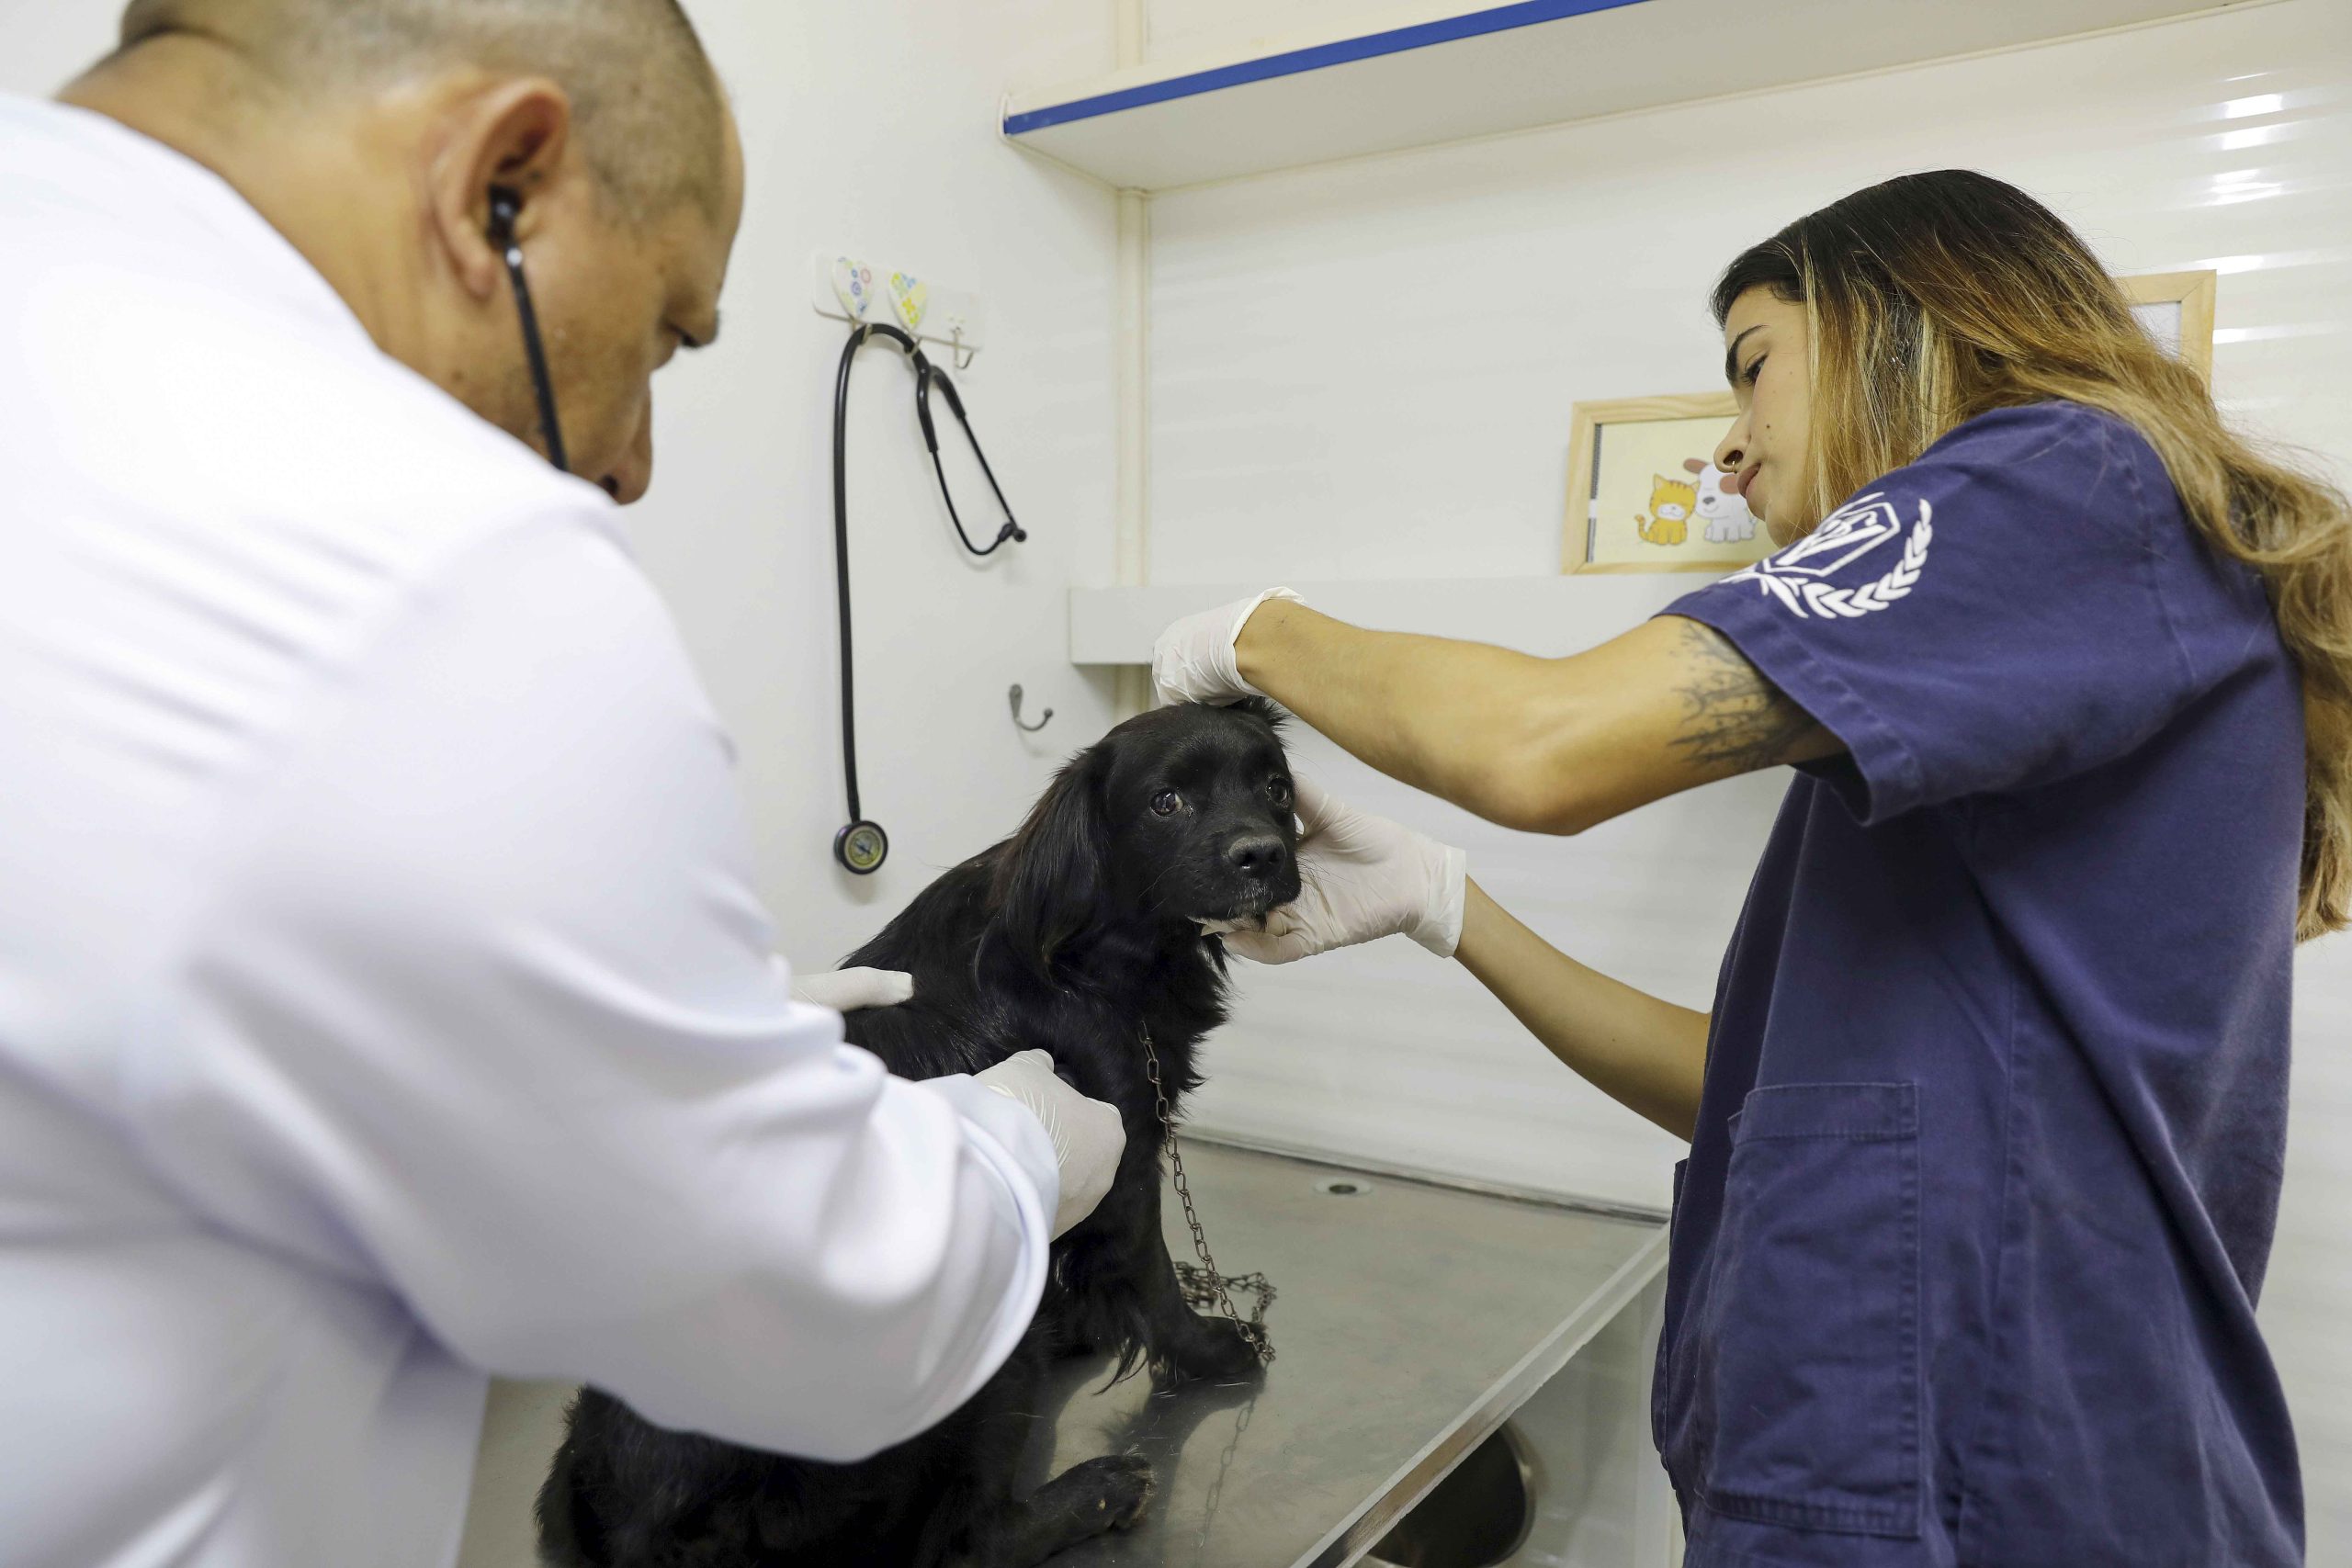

{"left": 1684, "top": 457, "right": 1758, "bottom": 545}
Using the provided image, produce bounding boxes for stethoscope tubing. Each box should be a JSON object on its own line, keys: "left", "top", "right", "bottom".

{"left": 828, "top": 323, "right": 1027, "bottom": 871}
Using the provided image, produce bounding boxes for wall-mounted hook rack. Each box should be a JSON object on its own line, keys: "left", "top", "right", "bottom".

{"left": 1010, "top": 684, "right": 1053, "bottom": 733}
{"left": 812, "top": 252, "right": 985, "bottom": 364}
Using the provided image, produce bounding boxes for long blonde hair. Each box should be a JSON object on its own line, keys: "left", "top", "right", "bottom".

{"left": 1715, "top": 171, "right": 2352, "bottom": 941}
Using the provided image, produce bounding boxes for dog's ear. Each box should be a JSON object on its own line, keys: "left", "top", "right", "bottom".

{"left": 1224, "top": 694, "right": 1288, "bottom": 734}
{"left": 990, "top": 746, "right": 1113, "bottom": 980}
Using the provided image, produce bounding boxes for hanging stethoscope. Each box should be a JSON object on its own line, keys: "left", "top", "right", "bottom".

{"left": 489, "top": 208, "right": 1029, "bottom": 879}
{"left": 829, "top": 322, "right": 1028, "bottom": 874}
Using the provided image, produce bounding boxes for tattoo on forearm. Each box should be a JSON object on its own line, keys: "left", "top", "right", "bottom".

{"left": 1668, "top": 622, "right": 1826, "bottom": 774}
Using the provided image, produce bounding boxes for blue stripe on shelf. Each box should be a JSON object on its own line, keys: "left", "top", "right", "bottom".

{"left": 1003, "top": 0, "right": 1655, "bottom": 137}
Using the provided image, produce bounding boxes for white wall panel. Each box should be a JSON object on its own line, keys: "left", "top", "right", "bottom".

{"left": 1144, "top": 0, "right": 1427, "bottom": 61}
{"left": 1147, "top": 0, "right": 2352, "bottom": 1552}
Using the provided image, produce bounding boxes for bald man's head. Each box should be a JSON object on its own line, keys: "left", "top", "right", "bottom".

{"left": 68, "top": 0, "right": 744, "bottom": 503}
{"left": 116, "top": 0, "right": 729, "bottom": 223}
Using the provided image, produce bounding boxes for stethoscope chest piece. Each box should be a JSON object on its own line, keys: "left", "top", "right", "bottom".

{"left": 834, "top": 819, "right": 890, "bottom": 876}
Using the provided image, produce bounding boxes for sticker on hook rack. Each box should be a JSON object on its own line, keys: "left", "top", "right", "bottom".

{"left": 831, "top": 257, "right": 875, "bottom": 321}
{"left": 889, "top": 272, "right": 931, "bottom": 333}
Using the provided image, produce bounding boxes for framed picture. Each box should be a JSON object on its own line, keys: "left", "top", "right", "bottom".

{"left": 2121, "top": 269, "right": 2217, "bottom": 380}
{"left": 1565, "top": 277, "right": 2213, "bottom": 573}
{"left": 1564, "top": 393, "right": 1770, "bottom": 574}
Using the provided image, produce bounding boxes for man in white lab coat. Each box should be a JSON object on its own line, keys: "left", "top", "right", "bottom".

{"left": 0, "top": 3, "right": 1125, "bottom": 1564}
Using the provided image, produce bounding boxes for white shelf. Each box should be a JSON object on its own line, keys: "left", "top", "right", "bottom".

{"left": 1069, "top": 574, "right": 1714, "bottom": 664}
{"left": 1004, "top": 0, "right": 2250, "bottom": 192}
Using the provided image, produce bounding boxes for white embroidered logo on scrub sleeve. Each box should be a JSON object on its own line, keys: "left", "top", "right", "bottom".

{"left": 1725, "top": 492, "right": 1936, "bottom": 620}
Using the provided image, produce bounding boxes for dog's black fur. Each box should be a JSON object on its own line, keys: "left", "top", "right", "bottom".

{"left": 536, "top": 700, "right": 1300, "bottom": 1568}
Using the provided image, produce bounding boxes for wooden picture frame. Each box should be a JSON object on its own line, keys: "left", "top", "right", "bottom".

{"left": 2121, "top": 269, "right": 2218, "bottom": 381}
{"left": 1563, "top": 393, "right": 1770, "bottom": 574}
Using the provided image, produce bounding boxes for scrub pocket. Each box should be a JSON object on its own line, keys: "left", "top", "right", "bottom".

{"left": 1650, "top": 1156, "right": 1690, "bottom": 1458}
{"left": 1698, "top": 1082, "right": 1920, "bottom": 1539}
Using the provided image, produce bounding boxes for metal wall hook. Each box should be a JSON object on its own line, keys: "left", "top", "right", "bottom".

{"left": 950, "top": 324, "right": 976, "bottom": 372}
{"left": 1009, "top": 684, "right": 1053, "bottom": 733}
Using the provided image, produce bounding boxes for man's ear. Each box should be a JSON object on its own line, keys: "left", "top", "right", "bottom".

{"left": 990, "top": 749, "right": 1112, "bottom": 982}
{"left": 424, "top": 78, "right": 575, "bottom": 303}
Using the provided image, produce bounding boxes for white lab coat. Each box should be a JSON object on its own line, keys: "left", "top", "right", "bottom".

{"left": 0, "top": 96, "right": 1057, "bottom": 1568}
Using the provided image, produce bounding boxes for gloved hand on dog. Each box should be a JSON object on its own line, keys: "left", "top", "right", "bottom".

{"left": 975, "top": 1050, "right": 1126, "bottom": 1239}
{"left": 1151, "top": 587, "right": 1306, "bottom": 706}
{"left": 790, "top": 971, "right": 1121, "bottom": 1236}
{"left": 1206, "top": 773, "right": 1467, "bottom": 963}
{"left": 789, "top": 966, "right": 915, "bottom": 1011}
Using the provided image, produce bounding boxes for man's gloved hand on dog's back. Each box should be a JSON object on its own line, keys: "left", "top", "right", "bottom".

{"left": 788, "top": 974, "right": 1122, "bottom": 1236}
{"left": 974, "top": 1051, "right": 1125, "bottom": 1239}
{"left": 788, "top": 966, "right": 916, "bottom": 1012}
{"left": 1210, "top": 773, "right": 1467, "bottom": 964}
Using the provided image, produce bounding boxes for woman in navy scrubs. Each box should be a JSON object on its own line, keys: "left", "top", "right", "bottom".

{"left": 1153, "top": 171, "right": 2348, "bottom": 1565}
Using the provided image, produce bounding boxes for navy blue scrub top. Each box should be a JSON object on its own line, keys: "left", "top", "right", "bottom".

{"left": 1653, "top": 402, "right": 2304, "bottom": 1567}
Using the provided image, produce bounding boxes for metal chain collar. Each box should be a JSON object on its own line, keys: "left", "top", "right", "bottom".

{"left": 1139, "top": 1027, "right": 1275, "bottom": 1366}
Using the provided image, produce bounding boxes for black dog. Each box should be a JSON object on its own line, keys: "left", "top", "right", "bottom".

{"left": 537, "top": 699, "right": 1301, "bottom": 1567}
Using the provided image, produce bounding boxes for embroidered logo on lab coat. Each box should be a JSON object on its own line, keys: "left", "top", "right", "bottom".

{"left": 1724, "top": 492, "right": 1934, "bottom": 619}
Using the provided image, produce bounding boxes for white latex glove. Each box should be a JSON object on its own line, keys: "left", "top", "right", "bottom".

{"left": 1210, "top": 774, "right": 1468, "bottom": 963}
{"left": 975, "top": 1050, "right": 1127, "bottom": 1239}
{"left": 1152, "top": 587, "right": 1306, "bottom": 707}
{"left": 789, "top": 966, "right": 916, "bottom": 1012}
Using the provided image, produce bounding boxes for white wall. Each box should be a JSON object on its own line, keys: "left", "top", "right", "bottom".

{"left": 1137, "top": 0, "right": 2352, "bottom": 1553}
{"left": 1144, "top": 0, "right": 1426, "bottom": 59}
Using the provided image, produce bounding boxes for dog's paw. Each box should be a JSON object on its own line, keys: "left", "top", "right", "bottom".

{"left": 1072, "top": 1451, "right": 1157, "bottom": 1531}
{"left": 1163, "top": 1314, "right": 1265, "bottom": 1384}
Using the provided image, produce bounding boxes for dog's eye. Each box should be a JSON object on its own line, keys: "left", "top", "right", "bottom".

{"left": 1150, "top": 790, "right": 1182, "bottom": 818}
{"left": 1269, "top": 777, "right": 1294, "bottom": 808}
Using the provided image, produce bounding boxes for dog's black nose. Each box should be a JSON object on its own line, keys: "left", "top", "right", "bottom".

{"left": 1226, "top": 834, "right": 1289, "bottom": 878}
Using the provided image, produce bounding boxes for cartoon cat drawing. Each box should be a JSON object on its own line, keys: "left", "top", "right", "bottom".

{"left": 1684, "top": 457, "right": 1758, "bottom": 545}
{"left": 1636, "top": 475, "right": 1695, "bottom": 547}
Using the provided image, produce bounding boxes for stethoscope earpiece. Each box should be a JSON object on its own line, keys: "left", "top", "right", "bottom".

{"left": 486, "top": 186, "right": 570, "bottom": 475}
{"left": 487, "top": 186, "right": 522, "bottom": 242}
